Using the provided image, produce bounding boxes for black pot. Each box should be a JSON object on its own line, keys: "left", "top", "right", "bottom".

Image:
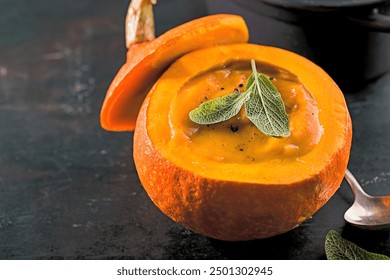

{"left": 206, "top": 0, "right": 390, "bottom": 92}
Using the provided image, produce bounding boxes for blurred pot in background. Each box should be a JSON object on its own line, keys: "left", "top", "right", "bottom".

{"left": 207, "top": 0, "right": 390, "bottom": 92}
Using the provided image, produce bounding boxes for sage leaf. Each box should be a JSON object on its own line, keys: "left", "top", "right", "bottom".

{"left": 189, "top": 90, "right": 249, "bottom": 124}
{"left": 325, "top": 230, "right": 390, "bottom": 260}
{"left": 245, "top": 60, "right": 290, "bottom": 137}
{"left": 188, "top": 59, "right": 290, "bottom": 138}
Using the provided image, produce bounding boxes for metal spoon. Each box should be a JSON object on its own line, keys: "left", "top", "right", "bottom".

{"left": 344, "top": 169, "right": 390, "bottom": 230}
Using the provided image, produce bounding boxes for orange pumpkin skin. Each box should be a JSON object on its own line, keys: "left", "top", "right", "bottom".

{"left": 100, "top": 14, "right": 248, "bottom": 132}
{"left": 133, "top": 44, "right": 352, "bottom": 241}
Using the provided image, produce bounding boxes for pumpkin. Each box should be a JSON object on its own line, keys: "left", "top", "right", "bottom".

{"left": 133, "top": 44, "right": 352, "bottom": 241}
{"left": 100, "top": 0, "right": 249, "bottom": 131}
{"left": 102, "top": 1, "right": 352, "bottom": 241}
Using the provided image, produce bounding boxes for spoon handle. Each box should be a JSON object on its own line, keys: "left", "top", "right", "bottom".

{"left": 345, "top": 169, "right": 370, "bottom": 198}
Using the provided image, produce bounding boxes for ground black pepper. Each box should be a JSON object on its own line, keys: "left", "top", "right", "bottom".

{"left": 230, "top": 125, "right": 239, "bottom": 132}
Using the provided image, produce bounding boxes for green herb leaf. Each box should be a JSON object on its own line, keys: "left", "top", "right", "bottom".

{"left": 325, "top": 230, "right": 390, "bottom": 260}
{"left": 189, "top": 90, "right": 249, "bottom": 124}
{"left": 189, "top": 59, "right": 290, "bottom": 138}
{"left": 245, "top": 60, "right": 290, "bottom": 137}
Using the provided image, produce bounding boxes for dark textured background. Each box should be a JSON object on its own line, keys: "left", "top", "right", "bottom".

{"left": 0, "top": 0, "right": 389, "bottom": 259}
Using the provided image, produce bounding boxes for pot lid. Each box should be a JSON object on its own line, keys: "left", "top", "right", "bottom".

{"left": 260, "top": 0, "right": 387, "bottom": 11}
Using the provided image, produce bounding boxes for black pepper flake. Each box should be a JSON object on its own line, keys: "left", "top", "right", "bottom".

{"left": 239, "top": 148, "right": 244, "bottom": 151}
{"left": 269, "top": 77, "right": 275, "bottom": 80}
{"left": 204, "top": 96, "right": 208, "bottom": 100}
{"left": 238, "top": 83, "right": 243, "bottom": 88}
{"left": 230, "top": 125, "right": 239, "bottom": 132}
{"left": 221, "top": 87, "right": 225, "bottom": 90}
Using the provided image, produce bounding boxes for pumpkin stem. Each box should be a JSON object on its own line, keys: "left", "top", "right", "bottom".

{"left": 125, "top": 0, "right": 157, "bottom": 48}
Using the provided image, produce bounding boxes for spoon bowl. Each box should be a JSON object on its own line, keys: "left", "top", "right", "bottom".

{"left": 344, "top": 169, "right": 390, "bottom": 230}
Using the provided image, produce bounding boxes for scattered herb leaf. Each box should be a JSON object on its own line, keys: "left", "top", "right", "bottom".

{"left": 325, "top": 230, "right": 390, "bottom": 260}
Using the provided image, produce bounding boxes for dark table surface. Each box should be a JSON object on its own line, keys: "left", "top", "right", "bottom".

{"left": 1, "top": 0, "right": 390, "bottom": 260}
